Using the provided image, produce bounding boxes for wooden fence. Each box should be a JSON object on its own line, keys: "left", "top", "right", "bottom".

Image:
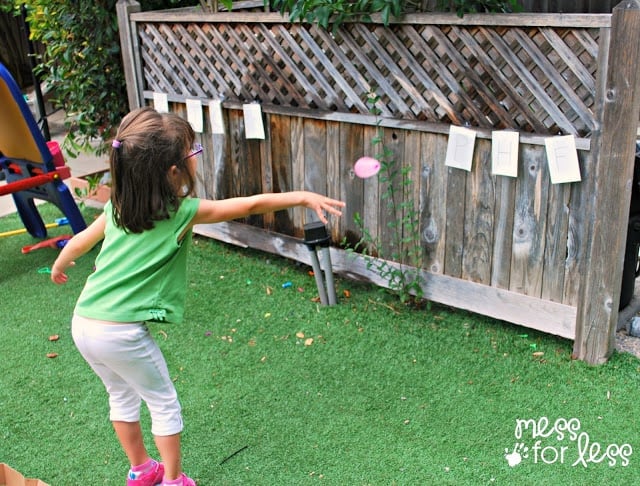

{"left": 116, "top": 0, "right": 640, "bottom": 364}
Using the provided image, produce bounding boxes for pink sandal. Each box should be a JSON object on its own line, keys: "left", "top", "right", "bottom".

{"left": 126, "top": 460, "right": 164, "bottom": 486}
{"left": 162, "top": 473, "right": 196, "bottom": 486}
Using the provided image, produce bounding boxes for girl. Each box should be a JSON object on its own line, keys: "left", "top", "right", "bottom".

{"left": 51, "top": 107, "right": 344, "bottom": 486}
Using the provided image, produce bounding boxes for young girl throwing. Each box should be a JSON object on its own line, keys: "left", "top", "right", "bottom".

{"left": 51, "top": 107, "right": 344, "bottom": 485}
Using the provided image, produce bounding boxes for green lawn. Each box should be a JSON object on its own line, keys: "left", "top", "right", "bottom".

{"left": 1, "top": 204, "right": 639, "bottom": 485}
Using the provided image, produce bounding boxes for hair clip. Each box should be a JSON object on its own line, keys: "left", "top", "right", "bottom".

{"left": 112, "top": 139, "right": 122, "bottom": 148}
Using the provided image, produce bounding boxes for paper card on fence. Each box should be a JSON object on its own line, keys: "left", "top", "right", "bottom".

{"left": 445, "top": 126, "right": 476, "bottom": 171}
{"left": 545, "top": 135, "right": 581, "bottom": 184}
{"left": 491, "top": 130, "right": 519, "bottom": 177}
{"left": 243, "top": 103, "right": 265, "bottom": 139}
{"left": 153, "top": 92, "right": 169, "bottom": 113}
{"left": 209, "top": 99, "right": 225, "bottom": 134}
{"left": 186, "top": 99, "right": 203, "bottom": 133}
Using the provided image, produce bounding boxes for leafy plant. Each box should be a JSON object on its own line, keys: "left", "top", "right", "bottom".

{"left": 269, "top": 0, "right": 403, "bottom": 31}
{"left": 267, "top": 0, "right": 520, "bottom": 30}
{"left": 3, "top": 0, "right": 194, "bottom": 157}
{"left": 343, "top": 92, "right": 424, "bottom": 304}
{"left": 73, "top": 173, "right": 107, "bottom": 207}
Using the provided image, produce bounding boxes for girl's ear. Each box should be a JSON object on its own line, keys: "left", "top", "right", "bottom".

{"left": 168, "top": 165, "right": 180, "bottom": 179}
{"left": 168, "top": 164, "right": 182, "bottom": 188}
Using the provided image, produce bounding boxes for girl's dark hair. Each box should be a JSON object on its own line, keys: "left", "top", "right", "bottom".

{"left": 109, "top": 107, "right": 196, "bottom": 233}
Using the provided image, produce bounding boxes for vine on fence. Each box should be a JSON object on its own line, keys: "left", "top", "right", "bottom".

{"left": 342, "top": 92, "right": 424, "bottom": 304}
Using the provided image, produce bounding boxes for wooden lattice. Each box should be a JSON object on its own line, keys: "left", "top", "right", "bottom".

{"left": 137, "top": 17, "right": 602, "bottom": 137}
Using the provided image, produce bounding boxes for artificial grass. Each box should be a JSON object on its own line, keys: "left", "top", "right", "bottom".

{"left": 1, "top": 203, "right": 640, "bottom": 485}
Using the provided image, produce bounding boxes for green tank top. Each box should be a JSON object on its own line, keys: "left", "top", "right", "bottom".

{"left": 74, "top": 197, "right": 200, "bottom": 323}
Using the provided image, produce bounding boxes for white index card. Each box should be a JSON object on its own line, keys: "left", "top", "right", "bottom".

{"left": 153, "top": 92, "right": 169, "bottom": 113}
{"left": 445, "top": 125, "right": 476, "bottom": 171}
{"left": 186, "top": 98, "right": 203, "bottom": 133}
{"left": 491, "top": 130, "right": 519, "bottom": 177}
{"left": 209, "top": 99, "right": 225, "bottom": 135}
{"left": 243, "top": 103, "right": 265, "bottom": 139}
{"left": 545, "top": 135, "right": 581, "bottom": 184}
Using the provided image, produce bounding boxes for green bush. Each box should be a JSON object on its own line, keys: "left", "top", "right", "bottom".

{"left": 270, "top": 0, "right": 403, "bottom": 30}
{"left": 270, "top": 0, "right": 521, "bottom": 29}
{"left": 1, "top": 0, "right": 195, "bottom": 157}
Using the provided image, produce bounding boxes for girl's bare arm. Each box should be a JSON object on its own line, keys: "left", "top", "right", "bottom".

{"left": 51, "top": 213, "right": 107, "bottom": 284}
{"left": 190, "top": 191, "right": 344, "bottom": 227}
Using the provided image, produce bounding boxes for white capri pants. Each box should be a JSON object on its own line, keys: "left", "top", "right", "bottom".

{"left": 72, "top": 315, "right": 183, "bottom": 436}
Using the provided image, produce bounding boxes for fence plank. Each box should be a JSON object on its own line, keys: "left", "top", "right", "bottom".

{"left": 339, "top": 122, "right": 365, "bottom": 247}
{"left": 379, "top": 128, "right": 406, "bottom": 260}
{"left": 211, "top": 108, "right": 230, "bottom": 200}
{"left": 261, "top": 114, "right": 275, "bottom": 230}
{"left": 117, "top": 0, "right": 143, "bottom": 109}
{"left": 404, "top": 130, "right": 423, "bottom": 267}
{"left": 420, "top": 133, "right": 448, "bottom": 275}
{"left": 269, "top": 114, "right": 295, "bottom": 234}
{"left": 362, "top": 125, "right": 380, "bottom": 252}
{"left": 562, "top": 181, "right": 586, "bottom": 307}
{"left": 228, "top": 110, "right": 245, "bottom": 199}
{"left": 574, "top": 0, "right": 640, "bottom": 363}
{"left": 326, "top": 121, "right": 342, "bottom": 241}
{"left": 291, "top": 116, "right": 305, "bottom": 236}
{"left": 491, "top": 174, "right": 516, "bottom": 289}
{"left": 509, "top": 146, "right": 547, "bottom": 296}
{"left": 462, "top": 140, "right": 494, "bottom": 284}
{"left": 444, "top": 167, "right": 466, "bottom": 278}
{"left": 132, "top": 11, "right": 611, "bottom": 28}
{"left": 195, "top": 106, "right": 213, "bottom": 199}
{"left": 541, "top": 183, "right": 571, "bottom": 303}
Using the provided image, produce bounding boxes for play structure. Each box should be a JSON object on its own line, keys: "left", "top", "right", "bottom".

{"left": 0, "top": 62, "right": 86, "bottom": 239}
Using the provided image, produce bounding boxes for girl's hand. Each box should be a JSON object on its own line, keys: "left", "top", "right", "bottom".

{"left": 49, "top": 213, "right": 106, "bottom": 285}
{"left": 306, "top": 193, "right": 345, "bottom": 223}
{"left": 51, "top": 262, "right": 75, "bottom": 285}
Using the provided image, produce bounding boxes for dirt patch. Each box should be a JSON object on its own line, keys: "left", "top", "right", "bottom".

{"left": 616, "top": 329, "right": 640, "bottom": 358}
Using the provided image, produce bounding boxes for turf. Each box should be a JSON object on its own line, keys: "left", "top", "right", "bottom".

{"left": 1, "top": 204, "right": 640, "bottom": 485}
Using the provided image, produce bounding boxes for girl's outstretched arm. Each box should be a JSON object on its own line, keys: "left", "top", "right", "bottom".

{"left": 51, "top": 213, "right": 107, "bottom": 284}
{"left": 190, "top": 191, "right": 345, "bottom": 227}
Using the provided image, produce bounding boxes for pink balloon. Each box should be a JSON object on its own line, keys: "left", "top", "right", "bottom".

{"left": 354, "top": 157, "right": 381, "bottom": 179}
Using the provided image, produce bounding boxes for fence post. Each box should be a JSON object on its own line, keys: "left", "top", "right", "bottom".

{"left": 573, "top": 0, "right": 640, "bottom": 364}
{"left": 116, "top": 0, "right": 142, "bottom": 110}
